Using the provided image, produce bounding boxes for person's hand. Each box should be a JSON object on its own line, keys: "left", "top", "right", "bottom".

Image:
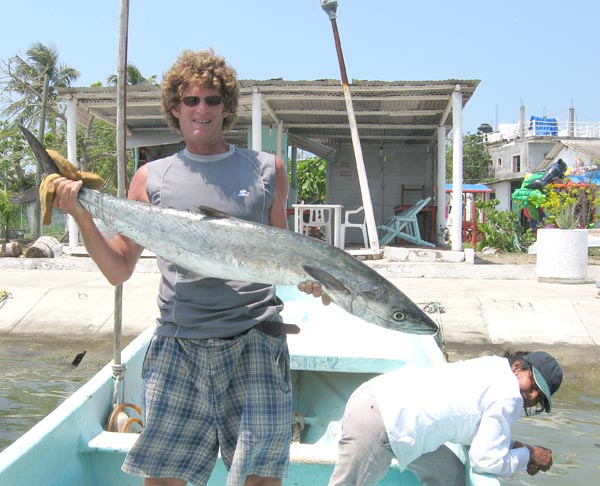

{"left": 526, "top": 463, "right": 540, "bottom": 475}
{"left": 52, "top": 177, "right": 88, "bottom": 220}
{"left": 527, "top": 445, "right": 552, "bottom": 475}
{"left": 297, "top": 281, "right": 331, "bottom": 306}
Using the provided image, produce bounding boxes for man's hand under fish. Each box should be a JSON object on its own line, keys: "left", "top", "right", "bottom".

{"left": 298, "top": 281, "right": 331, "bottom": 306}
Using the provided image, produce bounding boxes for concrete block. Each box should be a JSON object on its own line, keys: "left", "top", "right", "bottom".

{"left": 464, "top": 248, "right": 475, "bottom": 264}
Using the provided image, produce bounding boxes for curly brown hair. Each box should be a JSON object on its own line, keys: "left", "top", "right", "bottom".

{"left": 161, "top": 49, "right": 239, "bottom": 132}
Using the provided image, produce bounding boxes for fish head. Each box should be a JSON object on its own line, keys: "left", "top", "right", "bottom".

{"left": 356, "top": 288, "right": 440, "bottom": 335}
{"left": 302, "top": 263, "right": 439, "bottom": 336}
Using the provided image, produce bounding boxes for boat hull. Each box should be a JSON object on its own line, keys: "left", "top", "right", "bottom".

{"left": 0, "top": 286, "right": 498, "bottom": 485}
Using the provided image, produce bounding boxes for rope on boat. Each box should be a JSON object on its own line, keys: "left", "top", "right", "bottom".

{"left": 421, "top": 301, "right": 445, "bottom": 314}
{"left": 0, "top": 289, "right": 12, "bottom": 309}
{"left": 291, "top": 412, "right": 305, "bottom": 443}
{"left": 111, "top": 363, "right": 127, "bottom": 407}
{"left": 107, "top": 363, "right": 144, "bottom": 433}
{"left": 108, "top": 402, "right": 143, "bottom": 433}
{"left": 419, "top": 301, "right": 448, "bottom": 360}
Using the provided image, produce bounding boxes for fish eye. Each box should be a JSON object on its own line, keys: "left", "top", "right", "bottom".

{"left": 392, "top": 311, "right": 405, "bottom": 321}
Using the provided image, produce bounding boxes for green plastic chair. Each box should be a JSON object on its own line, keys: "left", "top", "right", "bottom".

{"left": 378, "top": 197, "right": 435, "bottom": 247}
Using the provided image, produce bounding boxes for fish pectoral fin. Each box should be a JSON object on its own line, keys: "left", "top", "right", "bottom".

{"left": 195, "top": 206, "right": 230, "bottom": 219}
{"left": 302, "top": 265, "right": 350, "bottom": 293}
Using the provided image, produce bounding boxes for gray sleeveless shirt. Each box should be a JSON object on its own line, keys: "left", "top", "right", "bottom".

{"left": 146, "top": 145, "right": 283, "bottom": 338}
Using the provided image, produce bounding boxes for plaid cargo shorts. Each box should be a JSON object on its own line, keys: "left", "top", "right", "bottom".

{"left": 122, "top": 328, "right": 292, "bottom": 485}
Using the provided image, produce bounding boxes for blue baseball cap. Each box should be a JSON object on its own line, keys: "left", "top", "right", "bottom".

{"left": 523, "top": 352, "right": 563, "bottom": 413}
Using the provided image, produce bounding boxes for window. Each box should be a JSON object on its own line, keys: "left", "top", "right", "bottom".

{"left": 497, "top": 157, "right": 502, "bottom": 167}
{"left": 512, "top": 155, "right": 521, "bottom": 172}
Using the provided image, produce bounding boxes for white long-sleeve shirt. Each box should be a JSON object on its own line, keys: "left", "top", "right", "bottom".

{"left": 372, "top": 356, "right": 530, "bottom": 477}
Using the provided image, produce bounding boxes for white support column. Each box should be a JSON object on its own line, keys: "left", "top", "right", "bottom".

{"left": 276, "top": 120, "right": 283, "bottom": 160}
{"left": 451, "top": 86, "right": 463, "bottom": 252}
{"left": 66, "top": 98, "right": 80, "bottom": 248}
{"left": 252, "top": 87, "right": 262, "bottom": 151}
{"left": 436, "top": 126, "right": 447, "bottom": 245}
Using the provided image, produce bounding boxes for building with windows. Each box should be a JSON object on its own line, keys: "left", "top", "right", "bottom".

{"left": 482, "top": 106, "right": 600, "bottom": 213}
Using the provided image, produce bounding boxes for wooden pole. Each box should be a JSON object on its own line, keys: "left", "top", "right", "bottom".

{"left": 113, "top": 0, "right": 129, "bottom": 380}
{"left": 322, "top": 2, "right": 379, "bottom": 252}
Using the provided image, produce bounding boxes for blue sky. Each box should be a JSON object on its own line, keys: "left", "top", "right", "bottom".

{"left": 2, "top": 0, "right": 598, "bottom": 134}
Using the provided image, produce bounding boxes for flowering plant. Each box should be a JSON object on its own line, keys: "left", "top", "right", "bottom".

{"left": 540, "top": 182, "right": 600, "bottom": 229}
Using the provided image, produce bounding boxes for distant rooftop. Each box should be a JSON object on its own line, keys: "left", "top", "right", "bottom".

{"left": 484, "top": 118, "right": 600, "bottom": 143}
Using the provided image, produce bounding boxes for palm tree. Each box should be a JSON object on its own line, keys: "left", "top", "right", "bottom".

{"left": 0, "top": 42, "right": 80, "bottom": 238}
{"left": 106, "top": 64, "right": 156, "bottom": 86}
{"left": 1, "top": 42, "right": 80, "bottom": 128}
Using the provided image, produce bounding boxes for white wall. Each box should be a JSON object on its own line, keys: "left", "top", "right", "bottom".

{"left": 489, "top": 182, "right": 512, "bottom": 211}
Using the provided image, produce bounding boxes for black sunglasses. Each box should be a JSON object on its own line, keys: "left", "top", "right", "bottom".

{"left": 180, "top": 95, "right": 223, "bottom": 107}
{"left": 524, "top": 400, "right": 545, "bottom": 416}
{"left": 524, "top": 369, "right": 546, "bottom": 416}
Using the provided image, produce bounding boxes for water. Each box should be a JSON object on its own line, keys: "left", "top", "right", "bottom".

{"left": 0, "top": 337, "right": 119, "bottom": 451}
{"left": 0, "top": 339, "right": 598, "bottom": 484}
{"left": 504, "top": 394, "right": 600, "bottom": 485}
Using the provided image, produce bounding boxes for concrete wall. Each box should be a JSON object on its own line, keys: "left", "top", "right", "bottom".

{"left": 526, "top": 141, "right": 555, "bottom": 170}
{"left": 488, "top": 140, "right": 556, "bottom": 180}
{"left": 487, "top": 181, "right": 513, "bottom": 212}
{"left": 488, "top": 141, "right": 527, "bottom": 179}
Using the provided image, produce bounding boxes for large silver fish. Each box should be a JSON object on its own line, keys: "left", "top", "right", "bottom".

{"left": 20, "top": 125, "right": 438, "bottom": 336}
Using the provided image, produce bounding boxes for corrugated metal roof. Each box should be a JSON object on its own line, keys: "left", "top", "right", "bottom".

{"left": 56, "top": 78, "right": 479, "bottom": 153}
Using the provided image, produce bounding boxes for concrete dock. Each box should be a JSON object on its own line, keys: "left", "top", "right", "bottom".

{"left": 1, "top": 253, "right": 599, "bottom": 392}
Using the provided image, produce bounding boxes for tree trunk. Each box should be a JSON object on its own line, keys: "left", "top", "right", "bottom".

{"left": 33, "top": 72, "right": 50, "bottom": 240}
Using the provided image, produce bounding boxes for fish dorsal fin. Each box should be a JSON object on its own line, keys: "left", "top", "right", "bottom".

{"left": 302, "top": 265, "right": 350, "bottom": 293}
{"left": 196, "top": 206, "right": 229, "bottom": 219}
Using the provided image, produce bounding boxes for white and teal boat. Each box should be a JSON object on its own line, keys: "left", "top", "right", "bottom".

{"left": 0, "top": 286, "right": 499, "bottom": 485}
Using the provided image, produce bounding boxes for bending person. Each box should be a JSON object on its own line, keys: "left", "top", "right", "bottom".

{"left": 329, "top": 350, "right": 563, "bottom": 485}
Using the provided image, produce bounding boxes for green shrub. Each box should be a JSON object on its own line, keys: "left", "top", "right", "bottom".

{"left": 0, "top": 190, "right": 20, "bottom": 241}
{"left": 476, "top": 199, "right": 534, "bottom": 252}
{"left": 295, "top": 157, "right": 326, "bottom": 204}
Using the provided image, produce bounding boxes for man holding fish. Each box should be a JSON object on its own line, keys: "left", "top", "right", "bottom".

{"left": 51, "top": 49, "right": 327, "bottom": 486}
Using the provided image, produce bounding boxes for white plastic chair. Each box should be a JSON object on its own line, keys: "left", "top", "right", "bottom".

{"left": 299, "top": 207, "right": 332, "bottom": 244}
{"left": 340, "top": 206, "right": 368, "bottom": 249}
